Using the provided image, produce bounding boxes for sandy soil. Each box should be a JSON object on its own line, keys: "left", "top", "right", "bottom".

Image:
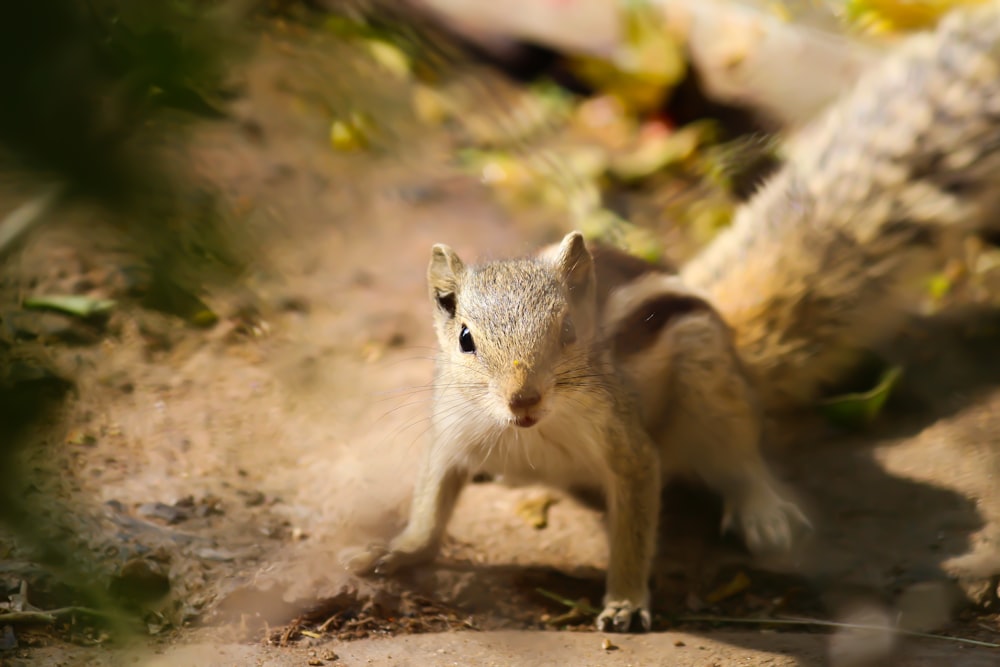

{"left": 1, "top": 11, "right": 999, "bottom": 667}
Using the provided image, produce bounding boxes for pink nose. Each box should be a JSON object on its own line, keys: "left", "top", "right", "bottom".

{"left": 509, "top": 389, "right": 542, "bottom": 411}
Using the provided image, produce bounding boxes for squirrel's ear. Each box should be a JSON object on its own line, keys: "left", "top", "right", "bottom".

{"left": 554, "top": 231, "right": 594, "bottom": 297}
{"left": 428, "top": 243, "right": 464, "bottom": 318}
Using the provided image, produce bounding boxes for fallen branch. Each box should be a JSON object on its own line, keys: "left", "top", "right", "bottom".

{"left": 0, "top": 606, "right": 121, "bottom": 626}
{"left": 534, "top": 588, "right": 1000, "bottom": 649}
{"left": 653, "top": 0, "right": 880, "bottom": 128}
{"left": 677, "top": 614, "right": 1000, "bottom": 649}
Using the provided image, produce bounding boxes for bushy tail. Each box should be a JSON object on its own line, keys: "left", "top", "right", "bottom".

{"left": 681, "top": 4, "right": 1000, "bottom": 412}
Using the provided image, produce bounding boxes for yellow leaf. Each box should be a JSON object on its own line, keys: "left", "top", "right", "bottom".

{"left": 567, "top": 1, "right": 686, "bottom": 114}
{"left": 412, "top": 84, "right": 451, "bottom": 125}
{"left": 845, "top": 0, "right": 987, "bottom": 33}
{"left": 926, "top": 272, "right": 952, "bottom": 301}
{"left": 705, "top": 571, "right": 752, "bottom": 604}
{"left": 329, "top": 111, "right": 375, "bottom": 152}
{"left": 515, "top": 493, "right": 559, "bottom": 529}
{"left": 366, "top": 39, "right": 411, "bottom": 79}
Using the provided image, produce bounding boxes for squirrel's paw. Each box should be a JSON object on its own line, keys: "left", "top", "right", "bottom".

{"left": 339, "top": 543, "right": 388, "bottom": 576}
{"left": 723, "top": 487, "right": 811, "bottom": 554}
{"left": 339, "top": 539, "right": 434, "bottom": 577}
{"left": 596, "top": 599, "right": 651, "bottom": 633}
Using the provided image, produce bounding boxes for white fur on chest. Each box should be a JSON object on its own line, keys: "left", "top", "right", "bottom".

{"left": 470, "top": 403, "right": 611, "bottom": 491}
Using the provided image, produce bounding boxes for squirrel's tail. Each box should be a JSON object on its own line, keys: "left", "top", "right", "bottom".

{"left": 681, "top": 4, "right": 1000, "bottom": 413}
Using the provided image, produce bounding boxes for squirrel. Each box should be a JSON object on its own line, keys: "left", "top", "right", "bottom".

{"left": 346, "top": 4, "right": 1000, "bottom": 634}
{"left": 344, "top": 232, "right": 805, "bottom": 633}
{"left": 363, "top": 231, "right": 664, "bottom": 633}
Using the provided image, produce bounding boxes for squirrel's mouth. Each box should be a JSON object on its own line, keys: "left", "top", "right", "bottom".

{"left": 513, "top": 415, "right": 539, "bottom": 428}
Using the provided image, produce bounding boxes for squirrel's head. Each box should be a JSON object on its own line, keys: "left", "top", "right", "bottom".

{"left": 427, "top": 231, "right": 597, "bottom": 429}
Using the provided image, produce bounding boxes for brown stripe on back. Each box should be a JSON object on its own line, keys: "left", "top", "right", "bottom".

{"left": 590, "top": 242, "right": 675, "bottom": 313}
{"left": 611, "top": 294, "right": 712, "bottom": 359}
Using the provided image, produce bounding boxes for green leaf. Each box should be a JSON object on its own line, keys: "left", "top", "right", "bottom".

{"left": 819, "top": 365, "right": 903, "bottom": 429}
{"left": 23, "top": 295, "right": 116, "bottom": 318}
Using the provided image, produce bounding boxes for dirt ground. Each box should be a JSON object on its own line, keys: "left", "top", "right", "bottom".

{"left": 2, "top": 11, "right": 1000, "bottom": 667}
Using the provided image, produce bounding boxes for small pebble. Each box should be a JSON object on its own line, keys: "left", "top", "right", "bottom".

{"left": 137, "top": 502, "right": 189, "bottom": 525}
{"left": 1, "top": 625, "right": 17, "bottom": 651}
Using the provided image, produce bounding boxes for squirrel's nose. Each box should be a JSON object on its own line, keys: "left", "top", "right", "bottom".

{"left": 509, "top": 388, "right": 542, "bottom": 411}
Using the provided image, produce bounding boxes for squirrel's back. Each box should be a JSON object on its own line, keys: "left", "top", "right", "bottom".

{"left": 682, "top": 4, "right": 1000, "bottom": 412}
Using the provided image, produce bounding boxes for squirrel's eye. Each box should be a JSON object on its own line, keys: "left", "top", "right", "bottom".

{"left": 459, "top": 325, "right": 476, "bottom": 354}
{"left": 561, "top": 316, "right": 576, "bottom": 346}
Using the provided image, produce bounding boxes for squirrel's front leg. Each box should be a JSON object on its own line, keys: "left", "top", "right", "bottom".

{"left": 598, "top": 433, "right": 661, "bottom": 633}
{"left": 348, "top": 441, "right": 467, "bottom": 576}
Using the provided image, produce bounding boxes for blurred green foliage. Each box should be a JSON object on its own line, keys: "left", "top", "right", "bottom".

{"left": 0, "top": 1, "right": 260, "bottom": 638}
{"left": 0, "top": 0, "right": 248, "bottom": 199}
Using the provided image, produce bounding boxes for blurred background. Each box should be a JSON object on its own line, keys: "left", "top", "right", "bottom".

{"left": 0, "top": 1, "right": 998, "bottom": 665}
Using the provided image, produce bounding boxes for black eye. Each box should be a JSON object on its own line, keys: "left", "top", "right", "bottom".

{"left": 459, "top": 325, "right": 476, "bottom": 353}
{"left": 561, "top": 316, "right": 576, "bottom": 346}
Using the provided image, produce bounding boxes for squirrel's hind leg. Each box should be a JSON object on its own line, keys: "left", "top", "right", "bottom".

{"left": 605, "top": 277, "right": 810, "bottom": 554}
{"left": 656, "top": 313, "right": 810, "bottom": 553}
